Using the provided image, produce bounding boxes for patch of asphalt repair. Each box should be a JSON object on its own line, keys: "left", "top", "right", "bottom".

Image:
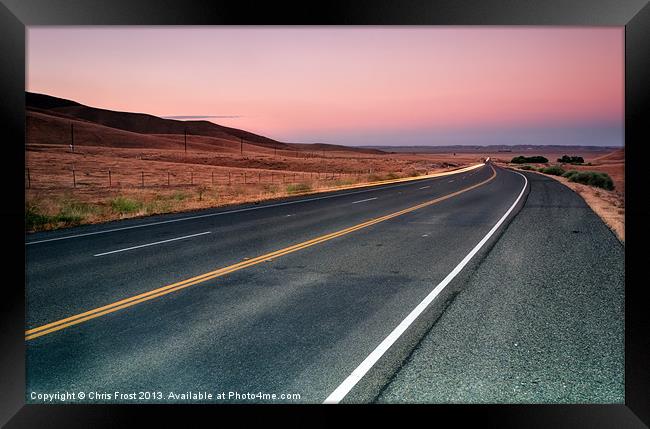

{"left": 375, "top": 171, "right": 624, "bottom": 404}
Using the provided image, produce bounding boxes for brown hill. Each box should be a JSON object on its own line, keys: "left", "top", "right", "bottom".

{"left": 27, "top": 109, "right": 250, "bottom": 153}
{"left": 26, "top": 92, "right": 291, "bottom": 150}
{"left": 288, "top": 142, "right": 385, "bottom": 155}
{"left": 26, "top": 92, "right": 386, "bottom": 155}
{"left": 592, "top": 147, "right": 624, "bottom": 163}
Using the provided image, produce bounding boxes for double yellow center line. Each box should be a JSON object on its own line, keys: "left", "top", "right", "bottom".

{"left": 25, "top": 165, "right": 497, "bottom": 341}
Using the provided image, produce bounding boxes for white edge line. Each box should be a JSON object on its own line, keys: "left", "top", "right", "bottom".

{"left": 418, "top": 186, "right": 430, "bottom": 189}
{"left": 26, "top": 164, "right": 484, "bottom": 245}
{"left": 93, "top": 231, "right": 211, "bottom": 257}
{"left": 323, "top": 169, "right": 528, "bottom": 404}
{"left": 351, "top": 197, "right": 378, "bottom": 204}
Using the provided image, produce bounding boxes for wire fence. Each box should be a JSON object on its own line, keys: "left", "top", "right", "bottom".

{"left": 24, "top": 167, "right": 374, "bottom": 190}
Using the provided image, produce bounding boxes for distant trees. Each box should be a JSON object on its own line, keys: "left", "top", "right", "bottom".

{"left": 510, "top": 155, "right": 549, "bottom": 164}
{"left": 557, "top": 155, "right": 584, "bottom": 164}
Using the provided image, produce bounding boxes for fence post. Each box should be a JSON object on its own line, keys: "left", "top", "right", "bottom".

{"left": 168, "top": 171, "right": 170, "bottom": 186}
{"left": 141, "top": 171, "right": 144, "bottom": 188}
{"left": 26, "top": 168, "right": 31, "bottom": 189}
{"left": 108, "top": 169, "right": 112, "bottom": 187}
{"left": 72, "top": 168, "right": 76, "bottom": 188}
{"left": 258, "top": 172, "right": 261, "bottom": 183}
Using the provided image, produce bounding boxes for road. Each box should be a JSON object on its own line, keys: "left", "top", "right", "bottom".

{"left": 377, "top": 170, "right": 624, "bottom": 403}
{"left": 25, "top": 162, "right": 621, "bottom": 403}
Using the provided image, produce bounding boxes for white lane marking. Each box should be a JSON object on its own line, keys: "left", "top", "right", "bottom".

{"left": 351, "top": 197, "right": 378, "bottom": 205}
{"left": 93, "top": 231, "right": 211, "bottom": 257}
{"left": 27, "top": 164, "right": 484, "bottom": 245}
{"left": 419, "top": 186, "right": 430, "bottom": 189}
{"left": 448, "top": 180, "right": 455, "bottom": 183}
{"left": 323, "top": 170, "right": 528, "bottom": 404}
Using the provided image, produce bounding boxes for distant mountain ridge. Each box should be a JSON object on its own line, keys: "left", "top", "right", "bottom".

{"left": 361, "top": 145, "right": 622, "bottom": 153}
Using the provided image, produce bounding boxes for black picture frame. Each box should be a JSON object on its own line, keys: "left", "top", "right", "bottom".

{"left": 1, "top": 0, "right": 648, "bottom": 427}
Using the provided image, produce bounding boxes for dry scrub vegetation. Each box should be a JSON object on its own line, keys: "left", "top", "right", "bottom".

{"left": 504, "top": 148, "right": 624, "bottom": 242}
{"left": 26, "top": 145, "right": 477, "bottom": 231}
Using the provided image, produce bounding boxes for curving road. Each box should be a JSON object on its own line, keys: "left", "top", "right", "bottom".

{"left": 24, "top": 162, "right": 620, "bottom": 404}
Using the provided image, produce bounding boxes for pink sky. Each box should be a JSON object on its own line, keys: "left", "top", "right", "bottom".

{"left": 27, "top": 27, "right": 624, "bottom": 146}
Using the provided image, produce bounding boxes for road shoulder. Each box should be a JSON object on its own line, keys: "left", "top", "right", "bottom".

{"left": 376, "top": 171, "right": 625, "bottom": 403}
{"left": 504, "top": 165, "right": 624, "bottom": 243}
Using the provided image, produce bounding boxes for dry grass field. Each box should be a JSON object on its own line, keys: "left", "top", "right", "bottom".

{"left": 26, "top": 143, "right": 483, "bottom": 231}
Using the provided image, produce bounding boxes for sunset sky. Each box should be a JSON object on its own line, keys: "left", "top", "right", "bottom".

{"left": 27, "top": 27, "right": 624, "bottom": 147}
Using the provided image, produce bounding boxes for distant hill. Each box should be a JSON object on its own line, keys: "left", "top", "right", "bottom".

{"left": 287, "top": 142, "right": 384, "bottom": 155}
{"left": 26, "top": 92, "right": 292, "bottom": 150}
{"left": 26, "top": 92, "right": 385, "bottom": 155}
{"left": 360, "top": 145, "right": 622, "bottom": 154}
{"left": 592, "top": 147, "right": 624, "bottom": 162}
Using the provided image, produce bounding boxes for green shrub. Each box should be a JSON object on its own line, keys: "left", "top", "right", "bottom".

{"left": 385, "top": 172, "right": 399, "bottom": 180}
{"left": 538, "top": 165, "right": 565, "bottom": 176}
{"left": 511, "top": 155, "right": 549, "bottom": 164}
{"left": 110, "top": 196, "right": 142, "bottom": 214}
{"left": 519, "top": 165, "right": 537, "bottom": 171}
{"left": 562, "top": 170, "right": 580, "bottom": 178}
{"left": 26, "top": 204, "right": 54, "bottom": 230}
{"left": 26, "top": 201, "right": 91, "bottom": 230}
{"left": 557, "top": 155, "right": 585, "bottom": 164}
{"left": 286, "top": 183, "right": 311, "bottom": 193}
{"left": 58, "top": 200, "right": 95, "bottom": 223}
{"left": 567, "top": 171, "right": 615, "bottom": 190}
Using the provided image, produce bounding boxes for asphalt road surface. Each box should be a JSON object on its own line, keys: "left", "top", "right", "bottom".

{"left": 25, "top": 163, "right": 623, "bottom": 403}
{"left": 377, "top": 171, "right": 624, "bottom": 404}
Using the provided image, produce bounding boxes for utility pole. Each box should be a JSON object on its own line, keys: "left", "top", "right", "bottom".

{"left": 70, "top": 122, "right": 75, "bottom": 153}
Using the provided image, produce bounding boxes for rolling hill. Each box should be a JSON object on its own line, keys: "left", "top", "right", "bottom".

{"left": 26, "top": 92, "right": 384, "bottom": 155}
